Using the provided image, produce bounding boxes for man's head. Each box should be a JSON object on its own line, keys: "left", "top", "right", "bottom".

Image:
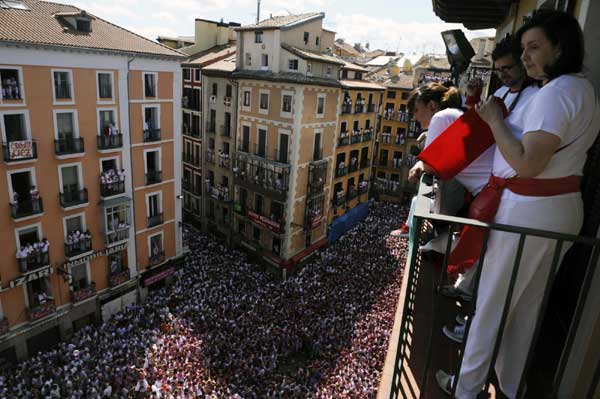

{"left": 492, "top": 36, "right": 526, "bottom": 89}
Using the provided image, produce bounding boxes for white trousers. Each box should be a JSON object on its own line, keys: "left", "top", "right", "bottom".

{"left": 455, "top": 193, "right": 583, "bottom": 399}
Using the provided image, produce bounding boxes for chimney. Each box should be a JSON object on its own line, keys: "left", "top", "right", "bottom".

{"left": 256, "top": 0, "right": 261, "bottom": 24}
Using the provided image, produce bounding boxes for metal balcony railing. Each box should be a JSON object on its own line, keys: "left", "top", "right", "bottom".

{"left": 383, "top": 176, "right": 600, "bottom": 399}
{"left": 28, "top": 299, "right": 56, "bottom": 322}
{"left": 16, "top": 251, "right": 50, "bottom": 273}
{"left": 351, "top": 133, "right": 362, "bottom": 144}
{"left": 145, "top": 170, "right": 162, "bottom": 185}
{"left": 100, "top": 180, "right": 125, "bottom": 198}
{"left": 10, "top": 197, "right": 43, "bottom": 219}
{"left": 60, "top": 188, "right": 88, "bottom": 208}
{"left": 64, "top": 237, "right": 92, "bottom": 258}
{"left": 149, "top": 251, "right": 165, "bottom": 266}
{"left": 54, "top": 137, "right": 84, "bottom": 155}
{"left": 147, "top": 213, "right": 164, "bottom": 228}
{"left": 338, "top": 134, "right": 350, "bottom": 147}
{"left": 220, "top": 124, "right": 231, "bottom": 137}
{"left": 97, "top": 134, "right": 123, "bottom": 150}
{"left": 362, "top": 130, "right": 373, "bottom": 141}
{"left": 342, "top": 103, "right": 353, "bottom": 114}
{"left": 143, "top": 128, "right": 161, "bottom": 142}
{"left": 106, "top": 227, "right": 129, "bottom": 245}
{"left": 335, "top": 165, "right": 348, "bottom": 178}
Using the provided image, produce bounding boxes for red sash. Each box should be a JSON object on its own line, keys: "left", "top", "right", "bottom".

{"left": 447, "top": 174, "right": 582, "bottom": 276}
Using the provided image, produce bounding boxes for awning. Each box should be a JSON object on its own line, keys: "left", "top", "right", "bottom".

{"left": 100, "top": 196, "right": 132, "bottom": 208}
{"left": 432, "top": 0, "right": 512, "bottom": 30}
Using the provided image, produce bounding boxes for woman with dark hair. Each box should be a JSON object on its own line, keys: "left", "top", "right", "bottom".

{"left": 437, "top": 10, "right": 600, "bottom": 398}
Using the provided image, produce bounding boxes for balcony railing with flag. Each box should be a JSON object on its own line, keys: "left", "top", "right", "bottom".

{"left": 143, "top": 128, "right": 161, "bottom": 142}
{"left": 3, "top": 140, "right": 38, "bottom": 162}
{"left": 59, "top": 188, "right": 88, "bottom": 208}
{"left": 381, "top": 175, "right": 600, "bottom": 398}
{"left": 97, "top": 134, "right": 123, "bottom": 150}
{"left": 145, "top": 170, "right": 162, "bottom": 185}
{"left": 54, "top": 137, "right": 84, "bottom": 156}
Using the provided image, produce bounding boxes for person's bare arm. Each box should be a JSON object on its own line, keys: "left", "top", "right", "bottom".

{"left": 408, "top": 160, "right": 435, "bottom": 183}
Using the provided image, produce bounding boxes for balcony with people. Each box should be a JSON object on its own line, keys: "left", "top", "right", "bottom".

{"left": 100, "top": 168, "right": 126, "bottom": 198}
{"left": 26, "top": 279, "right": 55, "bottom": 322}
{"left": 218, "top": 150, "right": 231, "bottom": 169}
{"left": 335, "top": 160, "right": 348, "bottom": 178}
{"left": 64, "top": 230, "right": 92, "bottom": 258}
{"left": 348, "top": 153, "right": 359, "bottom": 174}
{"left": 97, "top": 132, "right": 123, "bottom": 150}
{"left": 342, "top": 97, "right": 353, "bottom": 114}
{"left": 207, "top": 183, "right": 231, "bottom": 203}
{"left": 143, "top": 108, "right": 160, "bottom": 142}
{"left": 354, "top": 97, "right": 365, "bottom": 114}
{"left": 351, "top": 130, "right": 362, "bottom": 145}
{"left": 338, "top": 130, "right": 350, "bottom": 147}
{"left": 308, "top": 159, "right": 327, "bottom": 196}
{"left": 16, "top": 238, "right": 50, "bottom": 273}
{"left": 205, "top": 149, "right": 216, "bottom": 165}
{"left": 362, "top": 129, "right": 373, "bottom": 142}
{"left": 10, "top": 187, "right": 43, "bottom": 220}
{"left": 232, "top": 152, "right": 290, "bottom": 201}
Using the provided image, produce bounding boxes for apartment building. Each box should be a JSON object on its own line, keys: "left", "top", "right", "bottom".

{"left": 329, "top": 61, "right": 383, "bottom": 222}
{"left": 231, "top": 13, "right": 343, "bottom": 274}
{"left": 181, "top": 19, "right": 238, "bottom": 229}
{"left": 201, "top": 55, "right": 237, "bottom": 242}
{"left": 373, "top": 74, "right": 420, "bottom": 202}
{"left": 0, "top": 0, "right": 184, "bottom": 361}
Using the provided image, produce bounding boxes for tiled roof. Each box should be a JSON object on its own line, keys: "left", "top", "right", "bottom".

{"left": 340, "top": 59, "right": 369, "bottom": 72}
{"left": 184, "top": 45, "right": 236, "bottom": 67}
{"left": 202, "top": 54, "right": 236, "bottom": 74}
{"left": 413, "top": 54, "right": 451, "bottom": 71}
{"left": 282, "top": 43, "right": 344, "bottom": 65}
{"left": 0, "top": 0, "right": 184, "bottom": 58}
{"left": 157, "top": 35, "right": 195, "bottom": 44}
{"left": 340, "top": 80, "right": 385, "bottom": 90}
{"left": 232, "top": 70, "right": 340, "bottom": 88}
{"left": 384, "top": 74, "right": 415, "bottom": 90}
{"left": 334, "top": 41, "right": 360, "bottom": 56}
{"left": 236, "top": 12, "right": 324, "bottom": 31}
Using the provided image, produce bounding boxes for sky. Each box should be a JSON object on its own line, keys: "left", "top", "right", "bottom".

{"left": 58, "top": 0, "right": 495, "bottom": 54}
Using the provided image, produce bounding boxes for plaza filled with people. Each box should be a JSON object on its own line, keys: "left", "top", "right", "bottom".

{"left": 0, "top": 201, "right": 409, "bottom": 398}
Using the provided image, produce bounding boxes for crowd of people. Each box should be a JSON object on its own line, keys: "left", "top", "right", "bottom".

{"left": 15, "top": 238, "right": 50, "bottom": 272}
{"left": 0, "top": 201, "right": 409, "bottom": 398}
{"left": 100, "top": 169, "right": 126, "bottom": 191}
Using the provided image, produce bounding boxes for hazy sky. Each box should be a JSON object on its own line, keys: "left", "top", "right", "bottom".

{"left": 58, "top": 0, "right": 495, "bottom": 54}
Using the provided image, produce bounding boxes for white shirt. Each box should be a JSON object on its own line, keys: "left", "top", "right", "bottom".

{"left": 494, "top": 74, "right": 600, "bottom": 200}
{"left": 425, "top": 108, "right": 493, "bottom": 195}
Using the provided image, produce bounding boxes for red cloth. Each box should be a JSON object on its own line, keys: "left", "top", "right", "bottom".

{"left": 447, "top": 174, "right": 582, "bottom": 276}
{"left": 418, "top": 98, "right": 508, "bottom": 180}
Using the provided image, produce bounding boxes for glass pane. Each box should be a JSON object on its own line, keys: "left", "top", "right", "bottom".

{"left": 57, "top": 113, "right": 74, "bottom": 138}
{"left": 61, "top": 166, "right": 78, "bottom": 188}
{"left": 4, "top": 114, "right": 26, "bottom": 141}
{"left": 66, "top": 216, "right": 82, "bottom": 234}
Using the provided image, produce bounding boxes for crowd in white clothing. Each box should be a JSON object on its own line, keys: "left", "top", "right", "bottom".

{"left": 0, "top": 202, "right": 409, "bottom": 399}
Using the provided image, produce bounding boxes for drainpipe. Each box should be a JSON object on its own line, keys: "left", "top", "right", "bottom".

{"left": 228, "top": 76, "right": 238, "bottom": 247}
{"left": 126, "top": 56, "right": 140, "bottom": 298}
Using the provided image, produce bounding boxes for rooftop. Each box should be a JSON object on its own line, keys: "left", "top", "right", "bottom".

{"left": 0, "top": 0, "right": 184, "bottom": 58}
{"left": 384, "top": 74, "right": 415, "bottom": 90}
{"left": 366, "top": 55, "right": 403, "bottom": 67}
{"left": 340, "top": 79, "right": 385, "bottom": 90}
{"left": 202, "top": 54, "right": 236, "bottom": 74}
{"left": 282, "top": 43, "right": 345, "bottom": 66}
{"left": 341, "top": 59, "right": 370, "bottom": 73}
{"left": 184, "top": 44, "right": 236, "bottom": 66}
{"left": 236, "top": 12, "right": 324, "bottom": 31}
{"left": 233, "top": 70, "right": 340, "bottom": 88}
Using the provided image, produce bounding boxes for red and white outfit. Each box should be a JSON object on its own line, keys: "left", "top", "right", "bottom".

{"left": 455, "top": 74, "right": 600, "bottom": 398}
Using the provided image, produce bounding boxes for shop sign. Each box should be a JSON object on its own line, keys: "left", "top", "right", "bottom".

{"left": 248, "top": 210, "right": 281, "bottom": 234}
{"left": 62, "top": 243, "right": 128, "bottom": 268}
{"left": 143, "top": 266, "right": 175, "bottom": 287}
{"left": 0, "top": 266, "right": 53, "bottom": 291}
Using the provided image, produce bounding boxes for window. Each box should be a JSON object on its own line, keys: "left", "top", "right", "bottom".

{"left": 316, "top": 36, "right": 320, "bottom": 46}
{"left": 144, "top": 106, "right": 159, "bottom": 131}
{"left": 253, "top": 226, "right": 261, "bottom": 241}
{"left": 225, "top": 84, "right": 232, "bottom": 98}
{"left": 288, "top": 59, "right": 298, "bottom": 70}
{"left": 307, "top": 63, "right": 312, "bottom": 74}
{"left": 243, "top": 90, "right": 251, "bottom": 107}
{"left": 255, "top": 193, "right": 264, "bottom": 214}
{"left": 98, "top": 109, "right": 116, "bottom": 135}
{"left": 278, "top": 132, "right": 289, "bottom": 163}
{"left": 282, "top": 94, "right": 292, "bottom": 113}
{"left": 53, "top": 70, "right": 72, "bottom": 100}
{"left": 261, "top": 54, "right": 269, "bottom": 68}
{"left": 303, "top": 32, "right": 309, "bottom": 44}
{"left": 106, "top": 204, "right": 129, "bottom": 233}
{"left": 147, "top": 193, "right": 162, "bottom": 217}
{"left": 259, "top": 92, "right": 269, "bottom": 111}
{"left": 341, "top": 70, "right": 348, "bottom": 79}
{"left": 144, "top": 73, "right": 157, "bottom": 98}
{"left": 257, "top": 128, "right": 267, "bottom": 157}
{"left": 0, "top": 68, "right": 23, "bottom": 100}
{"left": 241, "top": 125, "right": 250, "bottom": 152}
{"left": 97, "top": 72, "right": 113, "bottom": 100}
{"left": 183, "top": 68, "right": 191, "bottom": 81}
{"left": 316, "top": 95, "right": 325, "bottom": 116}
{"left": 255, "top": 31, "right": 263, "bottom": 43}
{"left": 76, "top": 19, "right": 91, "bottom": 32}
{"left": 355, "top": 72, "right": 363, "bottom": 80}
{"left": 387, "top": 90, "right": 396, "bottom": 99}
{"left": 326, "top": 65, "right": 333, "bottom": 77}
{"left": 401, "top": 92, "right": 410, "bottom": 100}
{"left": 194, "top": 69, "right": 201, "bottom": 82}
{"left": 2, "top": 112, "right": 30, "bottom": 141}
{"left": 353, "top": 120, "right": 359, "bottom": 132}
{"left": 149, "top": 233, "right": 163, "bottom": 258}
{"left": 55, "top": 111, "right": 76, "bottom": 140}
{"left": 59, "top": 164, "right": 82, "bottom": 197}
{"left": 212, "top": 83, "right": 218, "bottom": 96}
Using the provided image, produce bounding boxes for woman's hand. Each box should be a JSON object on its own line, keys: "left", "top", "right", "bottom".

{"left": 475, "top": 96, "right": 504, "bottom": 127}
{"left": 408, "top": 161, "right": 426, "bottom": 183}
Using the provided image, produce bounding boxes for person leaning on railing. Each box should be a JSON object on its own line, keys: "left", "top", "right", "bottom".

{"left": 436, "top": 10, "right": 600, "bottom": 399}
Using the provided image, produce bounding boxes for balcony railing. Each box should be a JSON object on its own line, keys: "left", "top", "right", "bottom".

{"left": 338, "top": 134, "right": 350, "bottom": 147}
{"left": 362, "top": 130, "right": 373, "bottom": 141}
{"left": 233, "top": 152, "right": 290, "bottom": 201}
{"left": 97, "top": 134, "right": 123, "bottom": 150}
{"left": 145, "top": 170, "right": 162, "bottom": 185}
{"left": 333, "top": 190, "right": 346, "bottom": 206}
{"left": 206, "top": 149, "right": 215, "bottom": 164}
{"left": 71, "top": 284, "right": 96, "bottom": 303}
{"left": 143, "top": 128, "right": 161, "bottom": 142}
{"left": 346, "top": 188, "right": 358, "bottom": 200}
{"left": 218, "top": 154, "right": 231, "bottom": 169}
{"left": 64, "top": 236, "right": 92, "bottom": 258}
{"left": 367, "top": 103, "right": 376, "bottom": 113}
{"left": 10, "top": 197, "right": 43, "bottom": 219}
{"left": 106, "top": 227, "right": 130, "bottom": 245}
{"left": 183, "top": 152, "right": 201, "bottom": 167}
{"left": 100, "top": 180, "right": 125, "bottom": 198}
{"left": 60, "top": 188, "right": 88, "bottom": 208}
{"left": 149, "top": 251, "right": 165, "bottom": 266}
{"left": 348, "top": 162, "right": 359, "bottom": 174}
{"left": 183, "top": 128, "right": 201, "bottom": 139}
{"left": 335, "top": 165, "right": 348, "bottom": 178}
{"left": 206, "top": 121, "right": 216, "bottom": 134}
{"left": 341, "top": 103, "right": 353, "bottom": 114}
{"left": 360, "top": 158, "right": 371, "bottom": 169}
{"left": 54, "top": 137, "right": 84, "bottom": 156}
{"left": 208, "top": 185, "right": 231, "bottom": 202}
{"left": 378, "top": 159, "right": 388, "bottom": 167}
{"left": 109, "top": 269, "right": 130, "bottom": 287}
{"left": 28, "top": 299, "right": 56, "bottom": 322}
{"left": 351, "top": 133, "right": 362, "bottom": 144}
{"left": 147, "top": 213, "right": 164, "bottom": 228}
{"left": 381, "top": 134, "right": 392, "bottom": 144}
{"left": 383, "top": 176, "right": 600, "bottom": 399}
{"left": 17, "top": 251, "right": 50, "bottom": 273}
{"left": 220, "top": 124, "right": 231, "bottom": 137}
{"left": 2, "top": 140, "right": 38, "bottom": 162}
{"left": 354, "top": 104, "right": 365, "bottom": 113}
